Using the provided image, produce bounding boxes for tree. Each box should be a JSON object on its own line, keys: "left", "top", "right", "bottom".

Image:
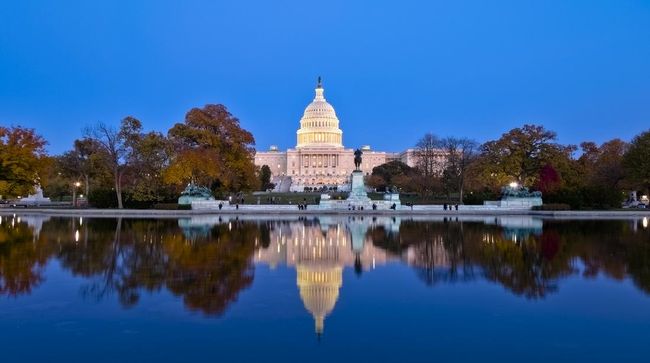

{"left": 58, "top": 138, "right": 102, "bottom": 203}
{"left": 365, "top": 174, "right": 386, "bottom": 191}
{"left": 259, "top": 165, "right": 273, "bottom": 191}
{"left": 579, "top": 139, "right": 627, "bottom": 189}
{"left": 165, "top": 104, "right": 257, "bottom": 193}
{"left": 535, "top": 164, "right": 561, "bottom": 194}
{"left": 439, "top": 137, "right": 479, "bottom": 203}
{"left": 478, "top": 124, "right": 573, "bottom": 188}
{"left": 87, "top": 117, "right": 143, "bottom": 209}
{"left": 0, "top": 126, "right": 48, "bottom": 198}
{"left": 370, "top": 161, "right": 414, "bottom": 191}
{"left": 623, "top": 130, "right": 650, "bottom": 194}
{"left": 127, "top": 131, "right": 172, "bottom": 203}
{"left": 414, "top": 133, "right": 444, "bottom": 195}
{"left": 414, "top": 133, "right": 442, "bottom": 177}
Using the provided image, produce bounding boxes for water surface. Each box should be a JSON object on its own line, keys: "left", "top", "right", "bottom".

{"left": 1, "top": 214, "right": 649, "bottom": 362}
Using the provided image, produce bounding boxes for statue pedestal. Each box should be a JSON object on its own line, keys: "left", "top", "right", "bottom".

{"left": 347, "top": 171, "right": 371, "bottom": 205}
{"left": 178, "top": 183, "right": 215, "bottom": 205}
{"left": 318, "top": 171, "right": 402, "bottom": 210}
{"left": 21, "top": 186, "right": 51, "bottom": 205}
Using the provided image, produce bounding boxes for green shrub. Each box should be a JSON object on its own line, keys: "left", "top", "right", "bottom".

{"left": 88, "top": 189, "right": 118, "bottom": 208}
{"left": 463, "top": 190, "right": 499, "bottom": 205}
{"left": 544, "top": 186, "right": 624, "bottom": 210}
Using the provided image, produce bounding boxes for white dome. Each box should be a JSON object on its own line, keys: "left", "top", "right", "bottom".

{"left": 296, "top": 78, "right": 343, "bottom": 148}
{"left": 302, "top": 89, "right": 337, "bottom": 120}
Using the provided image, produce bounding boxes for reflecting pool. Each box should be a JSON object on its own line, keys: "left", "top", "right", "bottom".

{"left": 1, "top": 214, "right": 650, "bottom": 362}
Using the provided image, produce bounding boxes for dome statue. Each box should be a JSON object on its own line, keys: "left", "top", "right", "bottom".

{"left": 296, "top": 77, "right": 344, "bottom": 148}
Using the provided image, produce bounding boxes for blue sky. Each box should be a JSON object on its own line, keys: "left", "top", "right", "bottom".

{"left": 1, "top": 0, "right": 649, "bottom": 154}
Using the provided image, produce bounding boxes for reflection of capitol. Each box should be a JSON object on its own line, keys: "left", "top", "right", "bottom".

{"left": 255, "top": 217, "right": 397, "bottom": 334}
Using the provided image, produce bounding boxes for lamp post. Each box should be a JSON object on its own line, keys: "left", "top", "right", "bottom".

{"left": 72, "top": 181, "right": 81, "bottom": 207}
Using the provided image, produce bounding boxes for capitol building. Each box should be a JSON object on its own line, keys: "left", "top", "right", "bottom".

{"left": 254, "top": 78, "right": 421, "bottom": 192}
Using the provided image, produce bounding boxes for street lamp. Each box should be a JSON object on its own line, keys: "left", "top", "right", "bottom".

{"left": 72, "top": 181, "right": 81, "bottom": 207}
{"left": 509, "top": 182, "right": 519, "bottom": 189}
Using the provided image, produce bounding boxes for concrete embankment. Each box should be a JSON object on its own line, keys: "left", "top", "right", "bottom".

{"left": 1, "top": 206, "right": 649, "bottom": 219}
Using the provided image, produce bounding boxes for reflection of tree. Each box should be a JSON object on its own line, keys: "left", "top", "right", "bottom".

{"left": 396, "top": 220, "right": 573, "bottom": 298}
{"left": 553, "top": 220, "right": 650, "bottom": 294}
{"left": 57, "top": 218, "right": 167, "bottom": 307}
{"left": 4, "top": 215, "right": 650, "bottom": 307}
{"left": 477, "top": 232, "right": 570, "bottom": 299}
{"left": 0, "top": 220, "right": 52, "bottom": 296}
{"left": 407, "top": 221, "right": 478, "bottom": 286}
{"left": 55, "top": 217, "right": 257, "bottom": 316}
{"left": 627, "top": 242, "right": 650, "bottom": 294}
{"left": 397, "top": 219, "right": 650, "bottom": 298}
{"left": 162, "top": 221, "right": 257, "bottom": 316}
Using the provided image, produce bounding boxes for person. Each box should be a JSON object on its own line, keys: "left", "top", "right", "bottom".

{"left": 235, "top": 204, "right": 239, "bottom": 210}
{"left": 390, "top": 203, "right": 396, "bottom": 210}
{"left": 443, "top": 203, "right": 448, "bottom": 211}
{"left": 372, "top": 203, "right": 377, "bottom": 210}
{"left": 455, "top": 204, "right": 459, "bottom": 211}
{"left": 218, "top": 202, "right": 223, "bottom": 210}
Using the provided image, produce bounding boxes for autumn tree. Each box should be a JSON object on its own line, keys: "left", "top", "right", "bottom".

{"left": 478, "top": 124, "right": 574, "bottom": 189}
{"left": 165, "top": 104, "right": 257, "bottom": 193}
{"left": 127, "top": 131, "right": 173, "bottom": 203}
{"left": 579, "top": 139, "right": 627, "bottom": 189}
{"left": 0, "top": 126, "right": 48, "bottom": 198}
{"left": 86, "top": 117, "right": 143, "bottom": 209}
{"left": 535, "top": 164, "right": 562, "bottom": 194}
{"left": 623, "top": 130, "right": 650, "bottom": 194}
{"left": 365, "top": 174, "right": 386, "bottom": 191}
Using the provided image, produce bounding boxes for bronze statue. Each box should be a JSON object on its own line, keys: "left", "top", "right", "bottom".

{"left": 354, "top": 148, "right": 363, "bottom": 171}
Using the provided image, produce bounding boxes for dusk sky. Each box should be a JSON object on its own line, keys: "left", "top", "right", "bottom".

{"left": 1, "top": 0, "right": 649, "bottom": 154}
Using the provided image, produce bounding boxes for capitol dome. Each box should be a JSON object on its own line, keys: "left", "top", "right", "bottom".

{"left": 296, "top": 77, "right": 344, "bottom": 148}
